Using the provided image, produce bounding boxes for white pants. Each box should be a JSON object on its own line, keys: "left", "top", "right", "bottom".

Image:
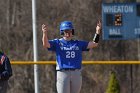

{"left": 56, "top": 70, "right": 82, "bottom": 93}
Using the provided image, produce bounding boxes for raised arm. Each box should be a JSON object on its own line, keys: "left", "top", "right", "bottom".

{"left": 42, "top": 24, "right": 50, "bottom": 48}
{"left": 87, "top": 20, "right": 101, "bottom": 49}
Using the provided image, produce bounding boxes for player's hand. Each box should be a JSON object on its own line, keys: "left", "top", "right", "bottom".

{"left": 42, "top": 24, "right": 48, "bottom": 33}
{"left": 96, "top": 20, "right": 101, "bottom": 34}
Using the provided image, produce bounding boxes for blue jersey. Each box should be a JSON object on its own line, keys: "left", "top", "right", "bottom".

{"left": 48, "top": 38, "right": 89, "bottom": 70}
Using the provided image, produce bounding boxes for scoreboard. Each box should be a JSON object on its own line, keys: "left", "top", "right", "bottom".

{"left": 102, "top": 3, "right": 140, "bottom": 40}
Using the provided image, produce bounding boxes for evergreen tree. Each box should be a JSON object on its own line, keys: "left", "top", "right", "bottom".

{"left": 106, "top": 71, "right": 120, "bottom": 93}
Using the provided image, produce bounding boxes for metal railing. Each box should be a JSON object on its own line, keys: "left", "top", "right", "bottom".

{"left": 11, "top": 61, "right": 140, "bottom": 65}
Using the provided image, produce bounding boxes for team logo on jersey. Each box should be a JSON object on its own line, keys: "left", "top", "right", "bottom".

{"left": 60, "top": 46, "right": 79, "bottom": 50}
{"left": 71, "top": 44, "right": 79, "bottom": 50}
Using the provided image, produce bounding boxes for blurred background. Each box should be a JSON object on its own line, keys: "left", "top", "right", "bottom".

{"left": 0, "top": 0, "right": 140, "bottom": 93}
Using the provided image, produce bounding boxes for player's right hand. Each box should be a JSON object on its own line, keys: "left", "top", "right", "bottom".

{"left": 42, "top": 24, "right": 48, "bottom": 33}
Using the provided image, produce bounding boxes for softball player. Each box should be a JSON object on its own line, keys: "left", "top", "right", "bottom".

{"left": 0, "top": 51, "right": 12, "bottom": 93}
{"left": 42, "top": 21, "right": 101, "bottom": 93}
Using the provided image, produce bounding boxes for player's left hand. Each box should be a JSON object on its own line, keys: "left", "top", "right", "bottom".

{"left": 96, "top": 20, "right": 102, "bottom": 34}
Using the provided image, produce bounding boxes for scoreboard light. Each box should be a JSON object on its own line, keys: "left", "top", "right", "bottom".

{"left": 102, "top": 3, "right": 140, "bottom": 40}
{"left": 106, "top": 13, "right": 123, "bottom": 26}
{"left": 114, "top": 14, "right": 122, "bottom": 26}
{"left": 106, "top": 14, "right": 114, "bottom": 26}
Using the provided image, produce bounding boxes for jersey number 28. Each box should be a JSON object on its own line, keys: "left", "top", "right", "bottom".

{"left": 66, "top": 51, "right": 75, "bottom": 58}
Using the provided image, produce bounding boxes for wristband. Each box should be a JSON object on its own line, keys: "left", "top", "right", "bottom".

{"left": 93, "top": 33, "right": 100, "bottom": 43}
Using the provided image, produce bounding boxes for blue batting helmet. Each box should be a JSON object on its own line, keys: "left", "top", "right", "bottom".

{"left": 60, "top": 21, "right": 74, "bottom": 35}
